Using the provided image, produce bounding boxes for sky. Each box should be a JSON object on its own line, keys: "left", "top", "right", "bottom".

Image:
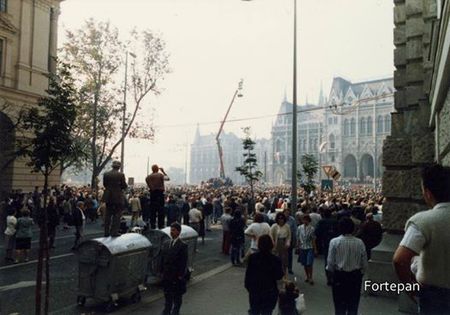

{"left": 58, "top": 0, "right": 394, "bottom": 182}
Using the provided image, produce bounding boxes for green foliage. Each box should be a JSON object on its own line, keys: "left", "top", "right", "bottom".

{"left": 235, "top": 127, "right": 263, "bottom": 188}
{"left": 297, "top": 154, "right": 319, "bottom": 194}
{"left": 21, "top": 62, "right": 78, "bottom": 175}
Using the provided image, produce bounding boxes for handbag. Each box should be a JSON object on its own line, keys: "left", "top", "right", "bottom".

{"left": 296, "top": 293, "right": 306, "bottom": 314}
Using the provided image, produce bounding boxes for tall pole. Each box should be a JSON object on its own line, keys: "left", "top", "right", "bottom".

{"left": 291, "top": 0, "right": 298, "bottom": 212}
{"left": 120, "top": 52, "right": 129, "bottom": 173}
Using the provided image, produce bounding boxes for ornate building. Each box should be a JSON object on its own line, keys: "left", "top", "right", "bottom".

{"left": 189, "top": 125, "right": 271, "bottom": 185}
{"left": 271, "top": 77, "right": 394, "bottom": 185}
{"left": 0, "top": 0, "right": 63, "bottom": 194}
{"left": 324, "top": 77, "right": 394, "bottom": 182}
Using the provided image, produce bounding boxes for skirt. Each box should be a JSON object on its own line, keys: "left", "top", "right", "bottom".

{"left": 298, "top": 248, "right": 314, "bottom": 266}
{"left": 16, "top": 237, "right": 31, "bottom": 250}
{"left": 275, "top": 237, "right": 289, "bottom": 271}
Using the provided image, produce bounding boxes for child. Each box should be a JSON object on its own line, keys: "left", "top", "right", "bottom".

{"left": 278, "top": 281, "right": 300, "bottom": 315}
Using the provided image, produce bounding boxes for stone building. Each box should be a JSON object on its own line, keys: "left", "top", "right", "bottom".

{"left": 0, "top": 0, "right": 63, "bottom": 194}
{"left": 368, "top": 1, "right": 450, "bottom": 312}
{"left": 189, "top": 125, "right": 270, "bottom": 185}
{"left": 324, "top": 77, "right": 394, "bottom": 182}
{"left": 271, "top": 77, "right": 394, "bottom": 185}
{"left": 271, "top": 97, "right": 323, "bottom": 185}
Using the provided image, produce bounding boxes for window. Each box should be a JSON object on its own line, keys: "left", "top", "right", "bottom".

{"left": 329, "top": 134, "right": 335, "bottom": 149}
{"left": 334, "top": 117, "right": 338, "bottom": 124}
{"left": 385, "top": 115, "right": 391, "bottom": 133}
{"left": 350, "top": 118, "right": 356, "bottom": 135}
{"left": 0, "top": 0, "right": 6, "bottom": 12}
{"left": 0, "top": 38, "right": 3, "bottom": 75}
{"left": 367, "top": 116, "right": 373, "bottom": 135}
{"left": 377, "top": 115, "right": 384, "bottom": 133}
{"left": 328, "top": 117, "right": 333, "bottom": 125}
{"left": 360, "top": 117, "right": 366, "bottom": 134}
{"left": 344, "top": 119, "right": 349, "bottom": 136}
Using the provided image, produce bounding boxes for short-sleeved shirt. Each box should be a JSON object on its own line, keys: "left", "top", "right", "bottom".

{"left": 399, "top": 223, "right": 426, "bottom": 255}
{"left": 245, "top": 222, "right": 271, "bottom": 249}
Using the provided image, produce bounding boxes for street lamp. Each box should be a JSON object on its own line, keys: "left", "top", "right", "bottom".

{"left": 242, "top": 0, "right": 298, "bottom": 212}
{"left": 120, "top": 51, "right": 137, "bottom": 173}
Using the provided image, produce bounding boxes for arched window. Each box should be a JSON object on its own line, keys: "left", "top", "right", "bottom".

{"left": 360, "top": 117, "right": 366, "bottom": 134}
{"left": 377, "top": 115, "right": 384, "bottom": 133}
{"left": 385, "top": 115, "right": 391, "bottom": 133}
{"left": 367, "top": 116, "right": 373, "bottom": 135}
{"left": 344, "top": 119, "right": 349, "bottom": 136}
{"left": 329, "top": 134, "right": 335, "bottom": 149}
{"left": 350, "top": 118, "right": 356, "bottom": 135}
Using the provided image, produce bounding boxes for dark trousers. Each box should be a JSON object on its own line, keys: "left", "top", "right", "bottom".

{"left": 323, "top": 244, "right": 333, "bottom": 284}
{"left": 248, "top": 290, "right": 278, "bottom": 315}
{"left": 163, "top": 290, "right": 182, "bottom": 315}
{"left": 104, "top": 203, "right": 122, "bottom": 236}
{"left": 222, "top": 231, "right": 231, "bottom": 255}
{"left": 231, "top": 244, "right": 242, "bottom": 264}
{"left": 419, "top": 285, "right": 450, "bottom": 315}
{"left": 287, "top": 245, "right": 294, "bottom": 272}
{"left": 150, "top": 190, "right": 165, "bottom": 229}
{"left": 183, "top": 213, "right": 190, "bottom": 226}
{"left": 332, "top": 270, "right": 363, "bottom": 315}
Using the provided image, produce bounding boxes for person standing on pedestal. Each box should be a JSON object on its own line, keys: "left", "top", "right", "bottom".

{"left": 394, "top": 164, "right": 450, "bottom": 315}
{"left": 146, "top": 164, "right": 170, "bottom": 229}
{"left": 102, "top": 160, "right": 127, "bottom": 237}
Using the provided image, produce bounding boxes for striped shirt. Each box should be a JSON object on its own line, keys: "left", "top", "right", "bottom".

{"left": 297, "top": 224, "right": 315, "bottom": 249}
{"left": 326, "top": 235, "right": 368, "bottom": 273}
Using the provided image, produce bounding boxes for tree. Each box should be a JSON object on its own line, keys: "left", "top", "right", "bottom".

{"left": 297, "top": 154, "right": 319, "bottom": 196}
{"left": 236, "top": 127, "right": 263, "bottom": 210}
{"left": 20, "top": 63, "right": 78, "bottom": 315}
{"left": 61, "top": 19, "right": 170, "bottom": 188}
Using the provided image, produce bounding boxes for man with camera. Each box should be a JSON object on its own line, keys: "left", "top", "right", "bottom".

{"left": 146, "top": 164, "right": 170, "bottom": 229}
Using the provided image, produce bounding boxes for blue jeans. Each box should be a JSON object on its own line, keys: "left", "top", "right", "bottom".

{"left": 231, "top": 244, "right": 242, "bottom": 264}
{"left": 419, "top": 285, "right": 450, "bottom": 315}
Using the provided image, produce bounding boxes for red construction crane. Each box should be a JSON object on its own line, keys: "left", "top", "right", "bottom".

{"left": 216, "top": 80, "right": 243, "bottom": 179}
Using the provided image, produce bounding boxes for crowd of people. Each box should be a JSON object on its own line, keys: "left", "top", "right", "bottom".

{"left": 5, "top": 162, "right": 449, "bottom": 315}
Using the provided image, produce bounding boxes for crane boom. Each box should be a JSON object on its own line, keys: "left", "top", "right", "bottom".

{"left": 216, "top": 81, "right": 243, "bottom": 179}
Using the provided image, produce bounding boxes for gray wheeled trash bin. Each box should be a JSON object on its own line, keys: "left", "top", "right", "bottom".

{"left": 143, "top": 225, "right": 198, "bottom": 284}
{"left": 76, "top": 233, "right": 151, "bottom": 312}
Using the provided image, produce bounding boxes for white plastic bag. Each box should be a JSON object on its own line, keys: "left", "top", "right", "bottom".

{"left": 296, "top": 293, "right": 306, "bottom": 314}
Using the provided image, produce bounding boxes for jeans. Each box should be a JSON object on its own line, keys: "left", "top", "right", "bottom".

{"left": 419, "top": 285, "right": 450, "bottom": 315}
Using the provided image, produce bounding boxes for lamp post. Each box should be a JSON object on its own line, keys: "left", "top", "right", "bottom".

{"left": 242, "top": 0, "right": 298, "bottom": 212}
{"left": 120, "top": 51, "right": 136, "bottom": 173}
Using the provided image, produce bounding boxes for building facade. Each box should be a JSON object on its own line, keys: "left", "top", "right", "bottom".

{"left": 0, "top": 0, "right": 63, "bottom": 194}
{"left": 271, "top": 77, "right": 394, "bottom": 185}
{"left": 189, "top": 125, "right": 270, "bottom": 185}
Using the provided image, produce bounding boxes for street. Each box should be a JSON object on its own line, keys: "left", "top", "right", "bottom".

{"left": 0, "top": 220, "right": 229, "bottom": 315}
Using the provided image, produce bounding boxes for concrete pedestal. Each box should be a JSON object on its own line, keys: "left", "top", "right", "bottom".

{"left": 367, "top": 233, "right": 418, "bottom": 314}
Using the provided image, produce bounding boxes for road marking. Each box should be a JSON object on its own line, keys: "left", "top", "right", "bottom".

{"left": 0, "top": 281, "right": 46, "bottom": 292}
{"left": 0, "top": 253, "right": 74, "bottom": 271}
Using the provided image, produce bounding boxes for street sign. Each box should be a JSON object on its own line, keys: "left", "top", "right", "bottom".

{"left": 321, "top": 179, "right": 333, "bottom": 191}
{"left": 330, "top": 168, "right": 341, "bottom": 181}
{"left": 322, "top": 165, "right": 333, "bottom": 177}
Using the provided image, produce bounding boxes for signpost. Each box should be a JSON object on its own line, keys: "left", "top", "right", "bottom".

{"left": 321, "top": 179, "right": 333, "bottom": 191}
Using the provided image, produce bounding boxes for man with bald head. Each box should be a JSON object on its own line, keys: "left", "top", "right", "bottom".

{"left": 146, "top": 164, "right": 170, "bottom": 229}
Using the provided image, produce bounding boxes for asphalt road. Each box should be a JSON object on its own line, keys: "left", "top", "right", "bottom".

{"left": 0, "top": 221, "right": 230, "bottom": 315}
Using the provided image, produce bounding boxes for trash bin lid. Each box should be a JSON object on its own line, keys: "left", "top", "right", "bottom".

{"left": 81, "top": 233, "right": 151, "bottom": 255}
{"left": 161, "top": 224, "right": 199, "bottom": 239}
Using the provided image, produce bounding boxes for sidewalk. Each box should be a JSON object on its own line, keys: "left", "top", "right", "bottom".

{"left": 120, "top": 257, "right": 401, "bottom": 315}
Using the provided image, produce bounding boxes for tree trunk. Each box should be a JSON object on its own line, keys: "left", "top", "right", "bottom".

{"left": 91, "top": 72, "right": 101, "bottom": 190}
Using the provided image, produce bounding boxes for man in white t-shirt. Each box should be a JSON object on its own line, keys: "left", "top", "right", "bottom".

{"left": 245, "top": 212, "right": 270, "bottom": 253}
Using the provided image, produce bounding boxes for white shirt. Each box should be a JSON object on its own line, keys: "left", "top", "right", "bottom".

{"left": 189, "top": 208, "right": 202, "bottom": 223}
{"left": 399, "top": 223, "right": 426, "bottom": 255}
{"left": 4, "top": 215, "right": 17, "bottom": 236}
{"left": 327, "top": 235, "right": 368, "bottom": 273}
{"left": 309, "top": 213, "right": 322, "bottom": 228}
{"left": 245, "top": 222, "right": 271, "bottom": 249}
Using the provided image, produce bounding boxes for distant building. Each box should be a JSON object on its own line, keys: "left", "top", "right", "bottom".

{"left": 271, "top": 77, "right": 394, "bottom": 184}
{"left": 189, "top": 125, "right": 270, "bottom": 185}
{"left": 0, "top": 0, "right": 63, "bottom": 194}
{"left": 166, "top": 167, "right": 185, "bottom": 186}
